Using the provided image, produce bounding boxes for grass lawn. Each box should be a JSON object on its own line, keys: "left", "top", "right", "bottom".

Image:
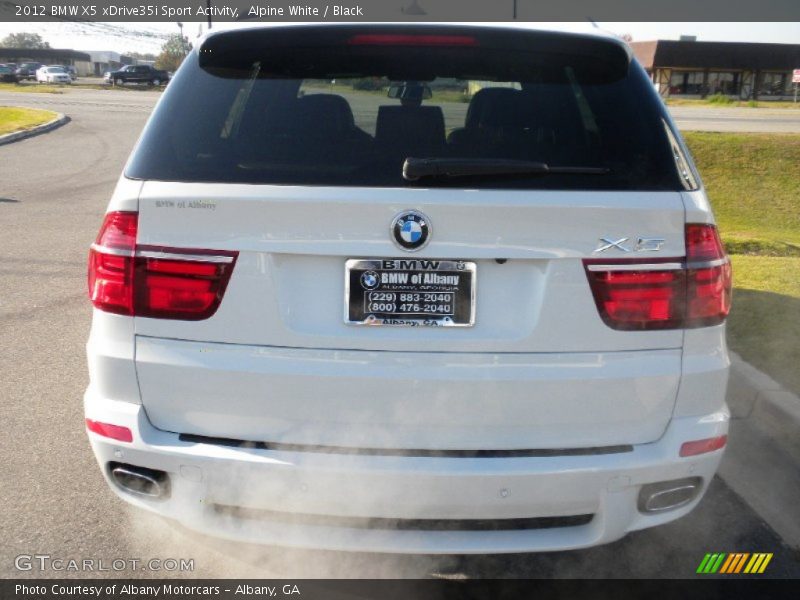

{"left": 0, "top": 82, "right": 64, "bottom": 94}
{"left": 685, "top": 133, "right": 800, "bottom": 395}
{"left": 0, "top": 80, "right": 164, "bottom": 93}
{"left": 0, "top": 106, "right": 59, "bottom": 135}
{"left": 684, "top": 132, "right": 800, "bottom": 252}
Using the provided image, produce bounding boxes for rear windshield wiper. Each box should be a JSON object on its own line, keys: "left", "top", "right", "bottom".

{"left": 402, "top": 157, "right": 610, "bottom": 182}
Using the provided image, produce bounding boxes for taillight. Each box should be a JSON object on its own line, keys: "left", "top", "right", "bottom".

{"left": 684, "top": 224, "right": 733, "bottom": 327}
{"left": 88, "top": 212, "right": 137, "bottom": 315}
{"left": 133, "top": 248, "right": 237, "bottom": 320}
{"left": 347, "top": 34, "right": 478, "bottom": 47}
{"left": 88, "top": 211, "right": 237, "bottom": 320}
{"left": 583, "top": 263, "right": 685, "bottom": 330}
{"left": 584, "top": 224, "right": 731, "bottom": 330}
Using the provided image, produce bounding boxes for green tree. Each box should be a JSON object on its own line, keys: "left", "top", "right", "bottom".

{"left": 1, "top": 32, "right": 50, "bottom": 49}
{"left": 155, "top": 34, "right": 190, "bottom": 73}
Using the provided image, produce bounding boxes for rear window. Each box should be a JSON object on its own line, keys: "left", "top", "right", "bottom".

{"left": 126, "top": 26, "right": 684, "bottom": 191}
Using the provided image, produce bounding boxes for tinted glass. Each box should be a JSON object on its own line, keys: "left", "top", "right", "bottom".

{"left": 126, "top": 29, "right": 683, "bottom": 190}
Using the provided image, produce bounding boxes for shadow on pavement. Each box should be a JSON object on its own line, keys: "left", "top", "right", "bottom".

{"left": 727, "top": 288, "right": 800, "bottom": 396}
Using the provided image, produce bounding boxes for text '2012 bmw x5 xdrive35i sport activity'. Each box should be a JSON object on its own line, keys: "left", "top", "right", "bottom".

{"left": 85, "top": 25, "right": 732, "bottom": 553}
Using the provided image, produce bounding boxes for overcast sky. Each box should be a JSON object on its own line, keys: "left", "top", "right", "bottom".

{"left": 0, "top": 22, "right": 798, "bottom": 55}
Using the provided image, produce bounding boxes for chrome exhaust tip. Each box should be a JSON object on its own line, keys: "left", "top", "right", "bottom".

{"left": 109, "top": 463, "right": 170, "bottom": 499}
{"left": 638, "top": 477, "right": 702, "bottom": 513}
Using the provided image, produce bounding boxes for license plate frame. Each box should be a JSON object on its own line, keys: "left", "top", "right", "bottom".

{"left": 344, "top": 258, "right": 476, "bottom": 327}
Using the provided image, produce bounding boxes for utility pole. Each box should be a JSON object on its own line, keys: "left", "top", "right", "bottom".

{"left": 513, "top": 0, "right": 517, "bottom": 19}
{"left": 207, "top": 0, "right": 212, "bottom": 29}
{"left": 177, "top": 22, "right": 186, "bottom": 56}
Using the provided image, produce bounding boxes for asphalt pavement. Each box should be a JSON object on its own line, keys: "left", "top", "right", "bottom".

{"left": 1, "top": 87, "right": 799, "bottom": 578}
{"left": 668, "top": 106, "right": 800, "bottom": 133}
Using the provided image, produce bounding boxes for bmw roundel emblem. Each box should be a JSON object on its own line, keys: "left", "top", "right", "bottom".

{"left": 391, "top": 210, "right": 431, "bottom": 251}
{"left": 360, "top": 271, "right": 379, "bottom": 290}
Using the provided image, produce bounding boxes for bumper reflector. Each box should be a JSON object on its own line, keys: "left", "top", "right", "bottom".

{"left": 85, "top": 419, "right": 133, "bottom": 443}
{"left": 679, "top": 435, "right": 728, "bottom": 457}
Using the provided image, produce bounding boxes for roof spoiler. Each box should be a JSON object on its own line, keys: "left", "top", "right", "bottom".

{"left": 199, "top": 25, "right": 632, "bottom": 79}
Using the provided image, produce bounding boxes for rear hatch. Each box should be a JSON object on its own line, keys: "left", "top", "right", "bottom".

{"left": 127, "top": 25, "right": 691, "bottom": 449}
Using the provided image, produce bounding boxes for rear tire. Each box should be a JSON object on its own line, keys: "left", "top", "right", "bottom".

{"left": 152, "top": 78, "right": 161, "bottom": 87}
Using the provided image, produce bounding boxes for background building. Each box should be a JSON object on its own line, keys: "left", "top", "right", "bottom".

{"left": 0, "top": 47, "right": 90, "bottom": 70}
{"left": 81, "top": 51, "right": 134, "bottom": 77}
{"left": 631, "top": 39, "right": 800, "bottom": 100}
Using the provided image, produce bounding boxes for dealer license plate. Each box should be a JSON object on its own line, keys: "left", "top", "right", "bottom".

{"left": 345, "top": 259, "right": 476, "bottom": 327}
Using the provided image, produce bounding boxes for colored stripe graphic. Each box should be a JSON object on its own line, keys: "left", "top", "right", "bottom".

{"left": 710, "top": 553, "right": 726, "bottom": 573}
{"left": 719, "top": 554, "right": 736, "bottom": 573}
{"left": 697, "top": 553, "right": 727, "bottom": 573}
{"left": 733, "top": 553, "right": 750, "bottom": 573}
{"left": 696, "top": 554, "right": 714, "bottom": 573}
{"left": 744, "top": 554, "right": 761, "bottom": 573}
{"left": 699, "top": 552, "right": 773, "bottom": 574}
{"left": 759, "top": 554, "right": 773, "bottom": 573}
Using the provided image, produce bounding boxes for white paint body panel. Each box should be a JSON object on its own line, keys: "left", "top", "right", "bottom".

{"left": 127, "top": 182, "right": 696, "bottom": 449}
{"left": 134, "top": 183, "right": 685, "bottom": 353}
{"left": 136, "top": 337, "right": 682, "bottom": 449}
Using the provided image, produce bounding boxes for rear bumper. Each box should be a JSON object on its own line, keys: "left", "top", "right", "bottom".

{"left": 85, "top": 393, "right": 728, "bottom": 554}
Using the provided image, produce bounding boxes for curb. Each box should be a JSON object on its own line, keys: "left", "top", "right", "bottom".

{"left": 726, "top": 351, "right": 800, "bottom": 456}
{"left": 0, "top": 112, "right": 69, "bottom": 146}
{"left": 719, "top": 352, "right": 800, "bottom": 548}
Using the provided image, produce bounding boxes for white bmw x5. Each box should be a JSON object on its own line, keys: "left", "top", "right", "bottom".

{"left": 85, "top": 24, "right": 731, "bottom": 553}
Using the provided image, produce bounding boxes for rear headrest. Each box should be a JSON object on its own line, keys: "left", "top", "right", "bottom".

{"left": 296, "top": 94, "right": 356, "bottom": 133}
{"left": 465, "top": 88, "right": 523, "bottom": 129}
{"left": 261, "top": 93, "right": 356, "bottom": 140}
